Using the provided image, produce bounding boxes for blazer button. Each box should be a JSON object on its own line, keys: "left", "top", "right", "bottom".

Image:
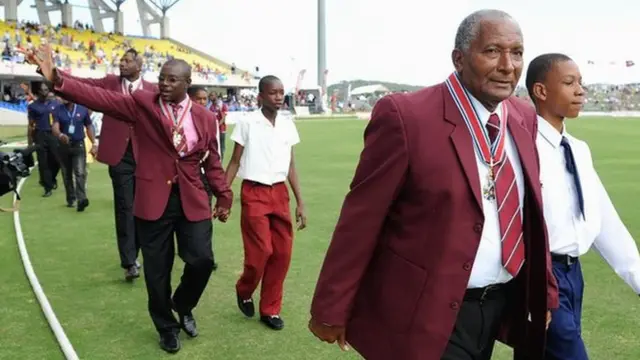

{"left": 166, "top": 180, "right": 171, "bottom": 185}
{"left": 450, "top": 301, "right": 460, "bottom": 310}
{"left": 473, "top": 223, "right": 483, "bottom": 233}
{"left": 463, "top": 262, "right": 472, "bottom": 271}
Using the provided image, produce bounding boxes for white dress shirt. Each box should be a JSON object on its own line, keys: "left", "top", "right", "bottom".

{"left": 230, "top": 109, "right": 300, "bottom": 185}
{"left": 537, "top": 115, "right": 640, "bottom": 294}
{"left": 122, "top": 77, "right": 142, "bottom": 93}
{"left": 466, "top": 95, "right": 525, "bottom": 289}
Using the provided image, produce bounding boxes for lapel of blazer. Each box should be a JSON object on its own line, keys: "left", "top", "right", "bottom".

{"left": 443, "top": 83, "right": 483, "bottom": 211}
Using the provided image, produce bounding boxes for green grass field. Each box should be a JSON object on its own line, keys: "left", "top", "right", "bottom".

{"left": 1, "top": 117, "right": 640, "bottom": 359}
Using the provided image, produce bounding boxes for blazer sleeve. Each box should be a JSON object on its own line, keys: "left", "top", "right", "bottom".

{"left": 310, "top": 96, "right": 409, "bottom": 326}
{"left": 41, "top": 66, "right": 112, "bottom": 88}
{"left": 54, "top": 71, "right": 139, "bottom": 123}
{"left": 526, "top": 104, "right": 560, "bottom": 310}
{"left": 202, "top": 112, "right": 233, "bottom": 210}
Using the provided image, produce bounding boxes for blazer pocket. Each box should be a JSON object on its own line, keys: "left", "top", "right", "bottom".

{"left": 368, "top": 248, "right": 429, "bottom": 333}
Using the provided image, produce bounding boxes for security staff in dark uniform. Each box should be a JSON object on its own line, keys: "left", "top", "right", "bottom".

{"left": 51, "top": 97, "right": 96, "bottom": 211}
{"left": 27, "top": 82, "right": 60, "bottom": 197}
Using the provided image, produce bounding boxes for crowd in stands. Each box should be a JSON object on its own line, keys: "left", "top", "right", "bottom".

{"left": 0, "top": 19, "right": 258, "bottom": 83}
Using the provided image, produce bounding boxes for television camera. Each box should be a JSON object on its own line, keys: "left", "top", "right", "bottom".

{"left": 0, "top": 145, "right": 37, "bottom": 210}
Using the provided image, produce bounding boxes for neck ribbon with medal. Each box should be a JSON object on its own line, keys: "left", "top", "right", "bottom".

{"left": 444, "top": 72, "right": 509, "bottom": 201}
{"left": 159, "top": 97, "right": 192, "bottom": 156}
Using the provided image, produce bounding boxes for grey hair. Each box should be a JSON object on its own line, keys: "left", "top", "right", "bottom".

{"left": 454, "top": 9, "right": 518, "bottom": 53}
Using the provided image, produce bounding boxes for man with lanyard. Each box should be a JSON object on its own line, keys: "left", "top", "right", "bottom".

{"left": 27, "top": 81, "right": 60, "bottom": 197}
{"left": 52, "top": 97, "right": 96, "bottom": 211}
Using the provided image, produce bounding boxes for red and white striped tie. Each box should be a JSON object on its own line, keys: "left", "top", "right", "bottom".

{"left": 487, "top": 114, "right": 525, "bottom": 276}
{"left": 170, "top": 103, "right": 187, "bottom": 154}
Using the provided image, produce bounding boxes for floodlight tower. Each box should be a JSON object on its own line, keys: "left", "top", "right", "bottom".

{"left": 86, "top": 0, "right": 125, "bottom": 34}
{"left": 137, "top": 0, "right": 180, "bottom": 38}
{"left": 34, "top": 0, "right": 72, "bottom": 26}
{"left": 1, "top": 0, "right": 22, "bottom": 24}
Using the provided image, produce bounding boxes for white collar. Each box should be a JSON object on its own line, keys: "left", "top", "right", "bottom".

{"left": 466, "top": 91, "right": 503, "bottom": 126}
{"left": 537, "top": 115, "right": 568, "bottom": 149}
{"left": 123, "top": 77, "right": 142, "bottom": 90}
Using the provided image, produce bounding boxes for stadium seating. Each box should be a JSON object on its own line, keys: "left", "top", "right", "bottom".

{"left": 0, "top": 100, "right": 28, "bottom": 112}
{"left": 0, "top": 20, "right": 236, "bottom": 77}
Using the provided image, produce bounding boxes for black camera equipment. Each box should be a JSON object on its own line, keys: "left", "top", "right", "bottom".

{"left": 0, "top": 145, "right": 38, "bottom": 211}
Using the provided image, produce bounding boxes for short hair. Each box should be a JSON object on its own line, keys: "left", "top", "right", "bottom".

{"left": 32, "top": 81, "right": 49, "bottom": 97}
{"left": 164, "top": 58, "right": 191, "bottom": 78}
{"left": 188, "top": 85, "right": 206, "bottom": 97}
{"left": 525, "top": 53, "right": 573, "bottom": 102}
{"left": 258, "top": 75, "right": 281, "bottom": 93}
{"left": 454, "top": 9, "right": 517, "bottom": 53}
{"left": 124, "top": 48, "right": 138, "bottom": 58}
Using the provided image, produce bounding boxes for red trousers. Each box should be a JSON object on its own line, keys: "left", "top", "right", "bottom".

{"left": 236, "top": 180, "right": 293, "bottom": 316}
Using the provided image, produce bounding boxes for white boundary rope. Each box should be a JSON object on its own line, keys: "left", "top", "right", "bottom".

{"left": 12, "top": 173, "right": 80, "bottom": 360}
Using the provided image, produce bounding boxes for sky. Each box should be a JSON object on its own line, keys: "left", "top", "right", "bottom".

{"left": 5, "top": 0, "right": 640, "bottom": 87}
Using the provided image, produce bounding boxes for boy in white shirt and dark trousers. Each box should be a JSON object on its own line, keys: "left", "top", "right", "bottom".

{"left": 526, "top": 53, "right": 640, "bottom": 360}
{"left": 225, "top": 75, "right": 307, "bottom": 330}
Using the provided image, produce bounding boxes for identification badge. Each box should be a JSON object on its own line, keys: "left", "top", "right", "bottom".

{"left": 68, "top": 124, "right": 76, "bottom": 135}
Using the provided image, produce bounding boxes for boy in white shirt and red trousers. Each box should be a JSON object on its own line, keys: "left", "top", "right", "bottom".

{"left": 225, "top": 75, "right": 307, "bottom": 330}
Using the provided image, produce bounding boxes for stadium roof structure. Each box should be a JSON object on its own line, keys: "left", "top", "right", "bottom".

{"left": 350, "top": 84, "right": 390, "bottom": 96}
{"left": 0, "top": 0, "right": 180, "bottom": 39}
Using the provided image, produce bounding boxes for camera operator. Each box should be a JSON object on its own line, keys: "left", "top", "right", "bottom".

{"left": 28, "top": 81, "right": 60, "bottom": 197}
{"left": 52, "top": 97, "right": 96, "bottom": 211}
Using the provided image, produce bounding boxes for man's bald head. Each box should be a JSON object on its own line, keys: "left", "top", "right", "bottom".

{"left": 158, "top": 58, "right": 193, "bottom": 103}
{"left": 163, "top": 59, "right": 192, "bottom": 79}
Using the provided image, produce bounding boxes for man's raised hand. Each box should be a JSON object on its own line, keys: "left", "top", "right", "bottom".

{"left": 20, "top": 44, "right": 55, "bottom": 82}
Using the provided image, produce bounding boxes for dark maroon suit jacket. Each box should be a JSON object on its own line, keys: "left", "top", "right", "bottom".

{"left": 310, "top": 84, "right": 559, "bottom": 360}
{"left": 54, "top": 72, "right": 232, "bottom": 222}
{"left": 64, "top": 73, "right": 157, "bottom": 166}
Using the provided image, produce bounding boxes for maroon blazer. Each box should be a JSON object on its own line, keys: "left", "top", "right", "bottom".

{"left": 64, "top": 73, "right": 157, "bottom": 166}
{"left": 310, "top": 83, "right": 559, "bottom": 360}
{"left": 54, "top": 73, "right": 232, "bottom": 222}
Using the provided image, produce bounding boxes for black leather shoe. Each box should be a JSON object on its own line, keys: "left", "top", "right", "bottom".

{"left": 77, "top": 199, "right": 89, "bottom": 212}
{"left": 178, "top": 312, "right": 198, "bottom": 338}
{"left": 260, "top": 315, "right": 284, "bottom": 330}
{"left": 124, "top": 265, "right": 140, "bottom": 281}
{"left": 66, "top": 201, "right": 75, "bottom": 208}
{"left": 42, "top": 190, "right": 52, "bottom": 197}
{"left": 159, "top": 332, "right": 180, "bottom": 353}
{"left": 236, "top": 291, "right": 255, "bottom": 317}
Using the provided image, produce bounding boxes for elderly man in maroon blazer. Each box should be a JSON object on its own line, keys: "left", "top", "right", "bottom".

{"left": 27, "top": 45, "right": 232, "bottom": 354}
{"left": 64, "top": 48, "right": 156, "bottom": 281}
{"left": 309, "top": 9, "right": 559, "bottom": 360}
